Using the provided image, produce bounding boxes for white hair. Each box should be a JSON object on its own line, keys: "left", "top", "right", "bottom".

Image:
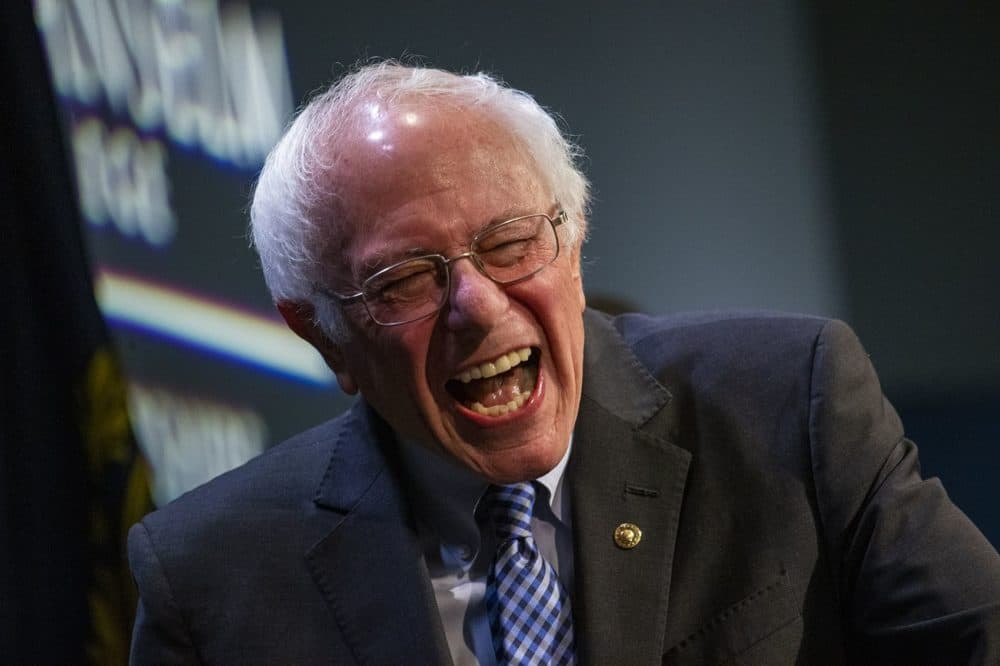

{"left": 249, "top": 60, "right": 591, "bottom": 341}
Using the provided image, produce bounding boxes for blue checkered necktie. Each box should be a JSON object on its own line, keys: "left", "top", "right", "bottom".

{"left": 483, "top": 482, "right": 575, "bottom": 665}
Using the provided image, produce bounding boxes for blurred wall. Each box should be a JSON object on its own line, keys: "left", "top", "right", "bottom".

{"left": 809, "top": 3, "right": 999, "bottom": 395}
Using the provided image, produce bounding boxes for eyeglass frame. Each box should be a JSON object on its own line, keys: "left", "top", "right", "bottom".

{"left": 316, "top": 209, "right": 568, "bottom": 326}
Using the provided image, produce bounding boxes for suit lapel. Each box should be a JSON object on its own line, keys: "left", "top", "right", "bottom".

{"left": 571, "top": 311, "right": 691, "bottom": 664}
{"left": 305, "top": 403, "right": 452, "bottom": 665}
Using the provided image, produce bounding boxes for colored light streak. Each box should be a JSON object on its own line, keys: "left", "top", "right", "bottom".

{"left": 95, "top": 269, "right": 333, "bottom": 386}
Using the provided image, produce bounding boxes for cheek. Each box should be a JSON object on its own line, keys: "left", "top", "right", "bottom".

{"left": 550, "top": 265, "right": 586, "bottom": 317}
{"left": 373, "top": 328, "right": 436, "bottom": 394}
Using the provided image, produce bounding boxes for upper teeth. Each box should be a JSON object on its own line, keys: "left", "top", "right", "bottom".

{"left": 455, "top": 347, "right": 532, "bottom": 383}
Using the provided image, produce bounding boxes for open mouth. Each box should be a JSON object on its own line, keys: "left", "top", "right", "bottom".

{"left": 446, "top": 347, "right": 540, "bottom": 416}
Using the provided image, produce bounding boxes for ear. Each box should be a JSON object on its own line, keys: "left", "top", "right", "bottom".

{"left": 276, "top": 301, "right": 358, "bottom": 394}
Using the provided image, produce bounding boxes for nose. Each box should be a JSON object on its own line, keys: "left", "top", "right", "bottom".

{"left": 443, "top": 257, "right": 508, "bottom": 331}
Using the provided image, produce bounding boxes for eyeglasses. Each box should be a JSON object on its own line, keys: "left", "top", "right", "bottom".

{"left": 320, "top": 210, "right": 566, "bottom": 326}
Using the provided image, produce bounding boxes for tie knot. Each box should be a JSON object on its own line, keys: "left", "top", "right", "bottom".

{"left": 484, "top": 482, "right": 535, "bottom": 540}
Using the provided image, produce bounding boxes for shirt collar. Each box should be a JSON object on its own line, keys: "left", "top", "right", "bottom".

{"left": 398, "top": 436, "right": 573, "bottom": 549}
{"left": 534, "top": 436, "right": 573, "bottom": 516}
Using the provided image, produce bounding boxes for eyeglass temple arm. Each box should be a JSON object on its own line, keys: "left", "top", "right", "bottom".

{"left": 313, "top": 284, "right": 363, "bottom": 304}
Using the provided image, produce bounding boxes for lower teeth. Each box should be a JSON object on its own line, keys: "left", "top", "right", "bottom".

{"left": 470, "top": 392, "right": 529, "bottom": 416}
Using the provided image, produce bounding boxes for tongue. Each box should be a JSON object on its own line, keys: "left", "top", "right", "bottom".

{"left": 453, "top": 364, "right": 537, "bottom": 408}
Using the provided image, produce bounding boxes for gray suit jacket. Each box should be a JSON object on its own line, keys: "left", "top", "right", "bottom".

{"left": 128, "top": 309, "right": 1000, "bottom": 664}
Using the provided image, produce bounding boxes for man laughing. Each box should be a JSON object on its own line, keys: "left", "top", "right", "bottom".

{"left": 128, "top": 62, "right": 1000, "bottom": 665}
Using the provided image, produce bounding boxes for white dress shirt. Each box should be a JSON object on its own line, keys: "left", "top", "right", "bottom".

{"left": 399, "top": 439, "right": 575, "bottom": 666}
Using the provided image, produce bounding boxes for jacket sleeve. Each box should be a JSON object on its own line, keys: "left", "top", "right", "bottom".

{"left": 809, "top": 319, "right": 1000, "bottom": 663}
{"left": 128, "top": 521, "right": 200, "bottom": 665}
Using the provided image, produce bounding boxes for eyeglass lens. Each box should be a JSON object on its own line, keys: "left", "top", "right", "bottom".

{"left": 363, "top": 214, "right": 558, "bottom": 325}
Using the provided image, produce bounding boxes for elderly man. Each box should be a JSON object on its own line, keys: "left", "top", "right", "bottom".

{"left": 128, "top": 62, "right": 1000, "bottom": 664}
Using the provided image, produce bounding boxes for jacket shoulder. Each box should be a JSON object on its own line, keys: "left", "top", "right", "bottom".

{"left": 607, "top": 309, "right": 839, "bottom": 381}
{"left": 133, "top": 408, "right": 352, "bottom": 550}
{"left": 127, "top": 408, "right": 363, "bottom": 662}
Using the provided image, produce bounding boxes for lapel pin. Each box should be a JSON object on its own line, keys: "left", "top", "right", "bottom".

{"left": 614, "top": 522, "right": 642, "bottom": 549}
